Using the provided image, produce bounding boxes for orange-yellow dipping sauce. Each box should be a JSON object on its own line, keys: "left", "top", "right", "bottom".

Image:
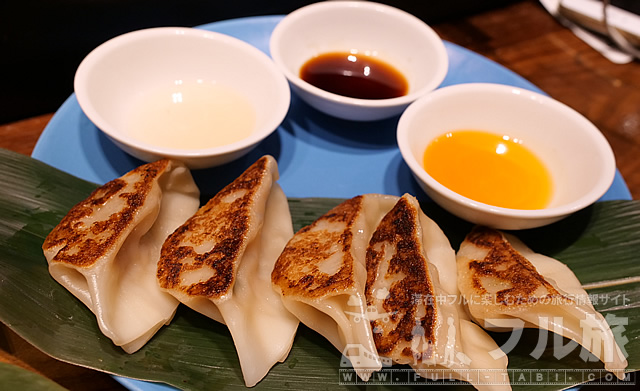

{"left": 423, "top": 130, "right": 553, "bottom": 210}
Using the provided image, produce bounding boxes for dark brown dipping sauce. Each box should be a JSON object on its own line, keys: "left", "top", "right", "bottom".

{"left": 300, "top": 51, "right": 409, "bottom": 100}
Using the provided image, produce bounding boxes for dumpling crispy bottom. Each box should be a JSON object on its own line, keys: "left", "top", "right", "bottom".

{"left": 43, "top": 159, "right": 171, "bottom": 268}
{"left": 465, "top": 226, "right": 571, "bottom": 306}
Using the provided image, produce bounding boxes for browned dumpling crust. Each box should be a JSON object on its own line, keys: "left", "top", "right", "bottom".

{"left": 462, "top": 226, "right": 570, "bottom": 307}
{"left": 365, "top": 195, "right": 438, "bottom": 362}
{"left": 43, "top": 159, "right": 171, "bottom": 268}
{"left": 271, "top": 195, "right": 364, "bottom": 299}
{"left": 158, "top": 156, "right": 272, "bottom": 298}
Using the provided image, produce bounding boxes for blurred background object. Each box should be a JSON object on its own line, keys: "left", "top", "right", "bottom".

{"left": 541, "top": 0, "right": 640, "bottom": 63}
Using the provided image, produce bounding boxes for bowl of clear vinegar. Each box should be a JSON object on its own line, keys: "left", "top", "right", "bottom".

{"left": 74, "top": 27, "right": 290, "bottom": 169}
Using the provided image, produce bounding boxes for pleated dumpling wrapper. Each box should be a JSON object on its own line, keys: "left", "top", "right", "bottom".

{"left": 365, "top": 195, "right": 510, "bottom": 391}
{"left": 456, "top": 226, "right": 628, "bottom": 379}
{"left": 43, "top": 159, "right": 200, "bottom": 353}
{"left": 272, "top": 193, "right": 399, "bottom": 380}
{"left": 157, "top": 155, "right": 298, "bottom": 387}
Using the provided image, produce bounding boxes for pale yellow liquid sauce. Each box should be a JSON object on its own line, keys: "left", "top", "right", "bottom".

{"left": 128, "top": 81, "right": 256, "bottom": 150}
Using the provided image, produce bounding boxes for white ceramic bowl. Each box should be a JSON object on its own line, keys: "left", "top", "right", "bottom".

{"left": 269, "top": 1, "right": 448, "bottom": 121}
{"left": 74, "top": 27, "right": 290, "bottom": 169}
{"left": 397, "top": 83, "right": 616, "bottom": 230}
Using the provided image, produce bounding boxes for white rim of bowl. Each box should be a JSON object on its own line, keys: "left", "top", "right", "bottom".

{"left": 269, "top": 1, "right": 448, "bottom": 109}
{"left": 397, "top": 82, "right": 616, "bottom": 220}
{"left": 74, "top": 27, "right": 291, "bottom": 158}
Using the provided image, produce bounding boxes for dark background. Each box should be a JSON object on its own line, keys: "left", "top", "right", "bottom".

{"left": 1, "top": 0, "right": 521, "bottom": 124}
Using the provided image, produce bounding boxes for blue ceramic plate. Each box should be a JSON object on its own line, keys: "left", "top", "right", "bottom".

{"left": 30, "top": 15, "right": 632, "bottom": 391}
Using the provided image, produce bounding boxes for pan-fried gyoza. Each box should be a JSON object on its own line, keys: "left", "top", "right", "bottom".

{"left": 43, "top": 159, "right": 200, "bottom": 353}
{"left": 157, "top": 155, "right": 298, "bottom": 387}
{"left": 456, "top": 226, "right": 628, "bottom": 379}
{"left": 365, "top": 195, "right": 510, "bottom": 391}
{"left": 273, "top": 194, "right": 510, "bottom": 390}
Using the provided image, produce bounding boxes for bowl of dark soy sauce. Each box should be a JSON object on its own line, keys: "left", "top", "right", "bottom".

{"left": 269, "top": 1, "right": 448, "bottom": 122}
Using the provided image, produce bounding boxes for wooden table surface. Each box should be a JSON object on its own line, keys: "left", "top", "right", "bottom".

{"left": 1, "top": 0, "right": 638, "bottom": 389}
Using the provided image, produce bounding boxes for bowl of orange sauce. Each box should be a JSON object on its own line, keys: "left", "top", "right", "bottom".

{"left": 397, "top": 83, "right": 616, "bottom": 229}
{"left": 269, "top": 1, "right": 448, "bottom": 121}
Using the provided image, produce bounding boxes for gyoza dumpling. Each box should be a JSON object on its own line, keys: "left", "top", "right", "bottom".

{"left": 43, "top": 159, "right": 200, "bottom": 353}
{"left": 271, "top": 193, "right": 399, "bottom": 380}
{"left": 457, "top": 226, "right": 628, "bottom": 379}
{"left": 157, "top": 155, "right": 298, "bottom": 387}
{"left": 366, "top": 195, "right": 510, "bottom": 391}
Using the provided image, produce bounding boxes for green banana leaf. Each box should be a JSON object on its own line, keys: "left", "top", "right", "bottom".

{"left": 0, "top": 148, "right": 637, "bottom": 391}
{"left": 0, "top": 362, "right": 67, "bottom": 391}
